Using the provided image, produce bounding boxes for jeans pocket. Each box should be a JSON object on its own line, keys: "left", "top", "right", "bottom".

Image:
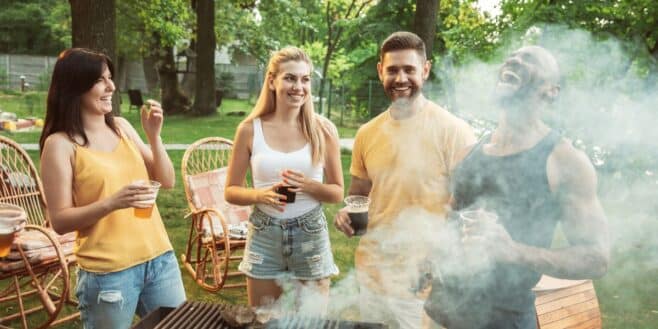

{"left": 249, "top": 214, "right": 268, "bottom": 231}
{"left": 301, "top": 214, "right": 326, "bottom": 234}
{"left": 75, "top": 268, "right": 89, "bottom": 310}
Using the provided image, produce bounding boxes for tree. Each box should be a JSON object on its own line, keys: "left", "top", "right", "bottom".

{"left": 0, "top": 0, "right": 69, "bottom": 55}
{"left": 134, "top": 0, "right": 192, "bottom": 114}
{"left": 192, "top": 0, "right": 216, "bottom": 115}
{"left": 69, "top": 0, "right": 120, "bottom": 114}
{"left": 498, "top": 0, "right": 658, "bottom": 70}
{"left": 318, "top": 0, "right": 374, "bottom": 115}
{"left": 414, "top": 0, "right": 439, "bottom": 59}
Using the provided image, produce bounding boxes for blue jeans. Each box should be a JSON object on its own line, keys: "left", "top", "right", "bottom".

{"left": 76, "top": 251, "right": 186, "bottom": 329}
{"left": 239, "top": 205, "right": 339, "bottom": 280}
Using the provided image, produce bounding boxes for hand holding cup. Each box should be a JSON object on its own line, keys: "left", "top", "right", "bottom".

{"left": 132, "top": 180, "right": 161, "bottom": 219}
{"left": 344, "top": 195, "right": 370, "bottom": 236}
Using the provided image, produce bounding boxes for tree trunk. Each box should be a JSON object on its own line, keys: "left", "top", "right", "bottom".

{"left": 192, "top": 0, "right": 216, "bottom": 116}
{"left": 142, "top": 55, "right": 160, "bottom": 94}
{"left": 181, "top": 0, "right": 197, "bottom": 98}
{"left": 156, "top": 45, "right": 190, "bottom": 114}
{"left": 413, "top": 0, "right": 439, "bottom": 59}
{"left": 69, "top": 0, "right": 120, "bottom": 115}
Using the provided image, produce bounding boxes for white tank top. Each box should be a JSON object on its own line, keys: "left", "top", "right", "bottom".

{"left": 250, "top": 118, "right": 323, "bottom": 218}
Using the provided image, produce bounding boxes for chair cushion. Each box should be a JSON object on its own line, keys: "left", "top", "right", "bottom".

{"left": 0, "top": 229, "right": 76, "bottom": 272}
{"left": 186, "top": 167, "right": 251, "bottom": 238}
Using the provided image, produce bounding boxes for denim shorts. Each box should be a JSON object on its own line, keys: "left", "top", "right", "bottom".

{"left": 76, "top": 251, "right": 186, "bottom": 329}
{"left": 238, "top": 205, "right": 339, "bottom": 280}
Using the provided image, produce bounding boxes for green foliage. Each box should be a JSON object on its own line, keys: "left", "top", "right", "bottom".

{"left": 135, "top": 0, "right": 192, "bottom": 47}
{"left": 0, "top": 0, "right": 69, "bottom": 55}
{"left": 497, "top": 0, "right": 658, "bottom": 72}
{"left": 226, "top": 0, "right": 323, "bottom": 64}
{"left": 115, "top": 0, "right": 192, "bottom": 60}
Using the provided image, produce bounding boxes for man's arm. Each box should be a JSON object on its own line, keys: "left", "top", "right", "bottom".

{"left": 348, "top": 175, "right": 372, "bottom": 197}
{"left": 511, "top": 143, "right": 610, "bottom": 279}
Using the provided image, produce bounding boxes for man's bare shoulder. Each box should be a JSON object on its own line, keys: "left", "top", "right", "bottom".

{"left": 549, "top": 139, "right": 597, "bottom": 192}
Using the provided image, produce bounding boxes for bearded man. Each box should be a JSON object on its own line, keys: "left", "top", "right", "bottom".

{"left": 334, "top": 31, "right": 475, "bottom": 329}
{"left": 424, "top": 46, "right": 610, "bottom": 329}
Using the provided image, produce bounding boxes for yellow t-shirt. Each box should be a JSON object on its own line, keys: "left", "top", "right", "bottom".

{"left": 350, "top": 102, "right": 475, "bottom": 298}
{"left": 73, "top": 136, "right": 172, "bottom": 273}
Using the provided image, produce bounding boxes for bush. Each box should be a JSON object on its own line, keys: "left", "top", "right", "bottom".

{"left": 216, "top": 72, "right": 236, "bottom": 98}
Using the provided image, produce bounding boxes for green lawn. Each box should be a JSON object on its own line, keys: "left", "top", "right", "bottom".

{"left": 1, "top": 91, "right": 656, "bottom": 328}
{"left": 0, "top": 91, "right": 358, "bottom": 144}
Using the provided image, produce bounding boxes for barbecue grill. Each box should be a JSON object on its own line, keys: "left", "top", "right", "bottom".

{"left": 132, "top": 301, "right": 388, "bottom": 329}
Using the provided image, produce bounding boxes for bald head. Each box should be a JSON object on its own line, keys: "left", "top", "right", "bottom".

{"left": 516, "top": 45, "right": 560, "bottom": 84}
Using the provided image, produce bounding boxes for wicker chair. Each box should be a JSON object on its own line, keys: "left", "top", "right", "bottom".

{"left": 0, "top": 135, "right": 79, "bottom": 329}
{"left": 180, "top": 137, "right": 250, "bottom": 292}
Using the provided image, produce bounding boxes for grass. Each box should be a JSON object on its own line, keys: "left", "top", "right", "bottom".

{"left": 0, "top": 91, "right": 358, "bottom": 144}
{"left": 2, "top": 90, "right": 657, "bottom": 328}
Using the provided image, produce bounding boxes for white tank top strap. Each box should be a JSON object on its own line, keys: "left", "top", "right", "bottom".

{"left": 251, "top": 118, "right": 266, "bottom": 153}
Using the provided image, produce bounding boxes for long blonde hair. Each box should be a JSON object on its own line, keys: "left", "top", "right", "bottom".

{"left": 246, "top": 47, "right": 325, "bottom": 165}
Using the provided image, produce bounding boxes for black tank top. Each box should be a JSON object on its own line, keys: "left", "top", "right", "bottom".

{"left": 450, "top": 130, "right": 563, "bottom": 311}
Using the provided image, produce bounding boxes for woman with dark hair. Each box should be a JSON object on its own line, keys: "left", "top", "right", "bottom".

{"left": 39, "top": 48, "right": 185, "bottom": 328}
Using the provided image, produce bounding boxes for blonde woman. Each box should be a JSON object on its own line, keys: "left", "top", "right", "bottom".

{"left": 225, "top": 47, "right": 343, "bottom": 311}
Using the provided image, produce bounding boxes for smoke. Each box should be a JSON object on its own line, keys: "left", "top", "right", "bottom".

{"left": 436, "top": 24, "right": 658, "bottom": 322}
{"left": 267, "top": 25, "right": 656, "bottom": 326}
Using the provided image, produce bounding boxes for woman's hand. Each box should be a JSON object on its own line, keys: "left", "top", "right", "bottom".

{"left": 255, "top": 183, "right": 286, "bottom": 212}
{"left": 281, "top": 169, "right": 314, "bottom": 193}
{"left": 107, "top": 181, "right": 154, "bottom": 211}
{"left": 141, "top": 99, "right": 163, "bottom": 140}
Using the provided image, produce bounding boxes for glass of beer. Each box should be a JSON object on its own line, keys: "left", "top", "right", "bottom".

{"left": 275, "top": 185, "right": 296, "bottom": 203}
{"left": 0, "top": 203, "right": 27, "bottom": 257}
{"left": 344, "top": 195, "right": 370, "bottom": 236}
{"left": 133, "top": 180, "right": 161, "bottom": 219}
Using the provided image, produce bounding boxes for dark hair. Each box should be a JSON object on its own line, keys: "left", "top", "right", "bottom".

{"left": 380, "top": 31, "right": 426, "bottom": 61}
{"left": 39, "top": 48, "right": 119, "bottom": 153}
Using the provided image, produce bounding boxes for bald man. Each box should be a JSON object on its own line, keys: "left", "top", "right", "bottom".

{"left": 424, "top": 46, "right": 610, "bottom": 329}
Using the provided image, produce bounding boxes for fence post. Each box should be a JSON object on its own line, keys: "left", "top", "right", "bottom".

{"left": 318, "top": 78, "right": 324, "bottom": 115}
{"left": 326, "top": 79, "right": 332, "bottom": 120}
{"left": 368, "top": 80, "right": 373, "bottom": 119}
{"left": 339, "top": 86, "right": 344, "bottom": 127}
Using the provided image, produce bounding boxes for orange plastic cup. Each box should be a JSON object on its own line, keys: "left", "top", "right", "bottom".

{"left": 0, "top": 203, "right": 27, "bottom": 257}
{"left": 133, "top": 180, "right": 161, "bottom": 219}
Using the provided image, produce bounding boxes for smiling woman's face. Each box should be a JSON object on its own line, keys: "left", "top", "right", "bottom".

{"left": 80, "top": 65, "right": 115, "bottom": 115}
{"left": 269, "top": 60, "right": 311, "bottom": 110}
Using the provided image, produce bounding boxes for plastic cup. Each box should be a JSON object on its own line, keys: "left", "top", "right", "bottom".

{"left": 0, "top": 203, "right": 27, "bottom": 257}
{"left": 344, "top": 195, "right": 370, "bottom": 236}
{"left": 459, "top": 209, "right": 498, "bottom": 237}
{"left": 133, "top": 180, "right": 161, "bottom": 219}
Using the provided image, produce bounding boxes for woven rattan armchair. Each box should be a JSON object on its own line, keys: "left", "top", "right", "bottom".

{"left": 0, "top": 135, "right": 79, "bottom": 329}
{"left": 180, "top": 137, "right": 250, "bottom": 292}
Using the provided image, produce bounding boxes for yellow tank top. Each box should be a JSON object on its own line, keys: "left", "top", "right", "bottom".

{"left": 72, "top": 135, "right": 172, "bottom": 273}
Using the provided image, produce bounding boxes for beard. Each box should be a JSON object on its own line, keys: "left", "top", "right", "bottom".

{"left": 385, "top": 83, "right": 421, "bottom": 102}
